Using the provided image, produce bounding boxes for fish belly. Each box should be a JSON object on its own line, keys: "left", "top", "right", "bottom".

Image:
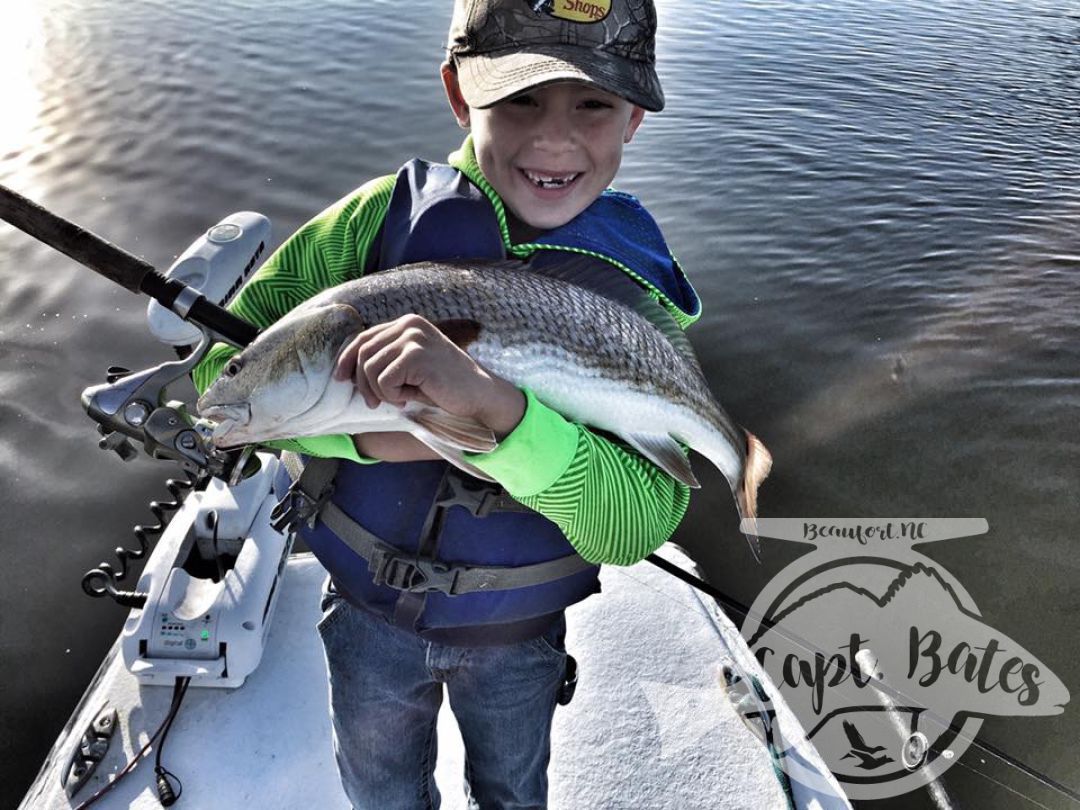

{"left": 471, "top": 339, "right": 742, "bottom": 484}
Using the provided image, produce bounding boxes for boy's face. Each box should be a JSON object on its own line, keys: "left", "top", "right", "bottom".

{"left": 443, "top": 66, "right": 645, "bottom": 234}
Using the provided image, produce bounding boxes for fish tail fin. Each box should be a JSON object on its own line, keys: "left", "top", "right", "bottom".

{"left": 735, "top": 430, "right": 772, "bottom": 563}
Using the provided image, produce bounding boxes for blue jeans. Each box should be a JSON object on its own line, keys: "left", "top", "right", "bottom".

{"left": 317, "top": 586, "right": 568, "bottom": 810}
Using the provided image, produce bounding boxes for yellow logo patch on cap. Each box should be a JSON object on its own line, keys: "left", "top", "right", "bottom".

{"left": 547, "top": 0, "right": 611, "bottom": 23}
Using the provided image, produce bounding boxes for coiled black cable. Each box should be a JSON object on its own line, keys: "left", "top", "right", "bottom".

{"left": 81, "top": 472, "right": 201, "bottom": 606}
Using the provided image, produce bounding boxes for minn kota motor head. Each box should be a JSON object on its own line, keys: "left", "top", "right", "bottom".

{"left": 147, "top": 212, "right": 271, "bottom": 347}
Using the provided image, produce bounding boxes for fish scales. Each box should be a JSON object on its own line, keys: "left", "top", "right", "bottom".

{"left": 300, "top": 263, "right": 730, "bottom": 439}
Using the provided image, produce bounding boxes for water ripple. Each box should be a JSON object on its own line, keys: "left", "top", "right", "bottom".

{"left": 3, "top": 0, "right": 1080, "bottom": 803}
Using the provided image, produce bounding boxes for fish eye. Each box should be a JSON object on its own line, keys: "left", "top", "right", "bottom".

{"left": 224, "top": 358, "right": 244, "bottom": 377}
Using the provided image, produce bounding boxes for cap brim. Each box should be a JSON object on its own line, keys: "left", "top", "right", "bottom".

{"left": 458, "top": 45, "right": 664, "bottom": 112}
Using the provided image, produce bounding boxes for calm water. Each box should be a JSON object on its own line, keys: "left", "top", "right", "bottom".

{"left": 2, "top": 1, "right": 1079, "bottom": 807}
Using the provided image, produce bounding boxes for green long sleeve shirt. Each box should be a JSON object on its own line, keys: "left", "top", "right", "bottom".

{"left": 193, "top": 137, "right": 695, "bottom": 566}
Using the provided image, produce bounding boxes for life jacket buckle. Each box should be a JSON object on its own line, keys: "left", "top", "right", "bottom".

{"left": 436, "top": 472, "right": 502, "bottom": 518}
{"left": 270, "top": 479, "right": 335, "bottom": 533}
{"left": 372, "top": 552, "right": 462, "bottom": 595}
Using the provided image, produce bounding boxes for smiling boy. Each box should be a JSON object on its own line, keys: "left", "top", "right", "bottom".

{"left": 194, "top": 0, "right": 700, "bottom": 806}
{"left": 447, "top": 76, "right": 645, "bottom": 238}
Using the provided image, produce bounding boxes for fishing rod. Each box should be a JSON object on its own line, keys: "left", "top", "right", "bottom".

{"left": 4, "top": 184, "right": 1077, "bottom": 808}
{"left": 0, "top": 183, "right": 262, "bottom": 481}
{"left": 0, "top": 184, "right": 258, "bottom": 347}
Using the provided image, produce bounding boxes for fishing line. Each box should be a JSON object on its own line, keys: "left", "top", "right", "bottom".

{"left": 609, "top": 557, "right": 1080, "bottom": 807}
{"left": 945, "top": 756, "right": 1059, "bottom": 810}
{"left": 626, "top": 558, "right": 1080, "bottom": 806}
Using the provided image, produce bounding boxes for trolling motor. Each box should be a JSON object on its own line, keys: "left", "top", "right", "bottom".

{"left": 0, "top": 192, "right": 296, "bottom": 800}
{"left": 77, "top": 212, "right": 270, "bottom": 610}
{"left": 0, "top": 187, "right": 290, "bottom": 800}
{"left": 50, "top": 207, "right": 294, "bottom": 690}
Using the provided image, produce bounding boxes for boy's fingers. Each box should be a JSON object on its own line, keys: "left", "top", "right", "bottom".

{"left": 334, "top": 322, "right": 392, "bottom": 377}
{"left": 362, "top": 337, "right": 420, "bottom": 406}
{"left": 352, "top": 369, "right": 380, "bottom": 410}
{"left": 332, "top": 333, "right": 379, "bottom": 408}
{"left": 335, "top": 323, "right": 409, "bottom": 408}
{"left": 334, "top": 315, "right": 464, "bottom": 410}
{"left": 333, "top": 335, "right": 361, "bottom": 381}
{"left": 334, "top": 327, "right": 379, "bottom": 381}
{"left": 407, "top": 390, "right": 438, "bottom": 408}
{"left": 334, "top": 316, "right": 443, "bottom": 376}
{"left": 375, "top": 346, "right": 431, "bottom": 407}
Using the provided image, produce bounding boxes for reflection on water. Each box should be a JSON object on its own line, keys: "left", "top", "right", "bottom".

{"left": 0, "top": 6, "right": 47, "bottom": 162}
{"left": 2, "top": 0, "right": 1078, "bottom": 807}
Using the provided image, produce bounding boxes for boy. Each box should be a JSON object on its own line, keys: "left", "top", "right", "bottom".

{"left": 194, "top": 0, "right": 701, "bottom": 806}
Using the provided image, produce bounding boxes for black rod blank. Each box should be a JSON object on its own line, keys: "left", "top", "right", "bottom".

{"left": 0, "top": 184, "right": 257, "bottom": 347}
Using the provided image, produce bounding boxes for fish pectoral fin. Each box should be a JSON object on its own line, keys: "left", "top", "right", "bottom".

{"left": 624, "top": 433, "right": 701, "bottom": 488}
{"left": 412, "top": 427, "right": 499, "bottom": 483}
{"left": 403, "top": 401, "right": 498, "bottom": 482}
{"left": 402, "top": 403, "right": 497, "bottom": 453}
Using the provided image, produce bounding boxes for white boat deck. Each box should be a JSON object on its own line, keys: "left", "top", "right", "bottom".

{"left": 23, "top": 546, "right": 849, "bottom": 809}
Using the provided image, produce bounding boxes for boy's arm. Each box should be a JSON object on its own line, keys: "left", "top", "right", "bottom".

{"left": 460, "top": 256, "right": 698, "bottom": 567}
{"left": 191, "top": 174, "right": 397, "bottom": 461}
{"left": 466, "top": 389, "right": 691, "bottom": 567}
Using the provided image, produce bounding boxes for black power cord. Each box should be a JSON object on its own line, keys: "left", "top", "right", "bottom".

{"left": 74, "top": 676, "right": 191, "bottom": 809}
{"left": 153, "top": 677, "right": 189, "bottom": 806}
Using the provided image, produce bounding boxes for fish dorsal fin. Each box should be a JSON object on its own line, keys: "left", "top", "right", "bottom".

{"left": 472, "top": 254, "right": 698, "bottom": 363}
{"left": 623, "top": 432, "right": 701, "bottom": 489}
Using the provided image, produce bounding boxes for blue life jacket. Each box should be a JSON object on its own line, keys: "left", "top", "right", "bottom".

{"left": 295, "top": 159, "right": 699, "bottom": 641}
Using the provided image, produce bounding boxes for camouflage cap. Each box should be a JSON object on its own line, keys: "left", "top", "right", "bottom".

{"left": 448, "top": 0, "right": 664, "bottom": 112}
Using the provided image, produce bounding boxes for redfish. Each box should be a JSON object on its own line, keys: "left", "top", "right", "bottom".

{"left": 197, "top": 258, "right": 772, "bottom": 558}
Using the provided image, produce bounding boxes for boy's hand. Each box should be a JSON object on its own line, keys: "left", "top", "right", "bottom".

{"left": 333, "top": 314, "right": 525, "bottom": 440}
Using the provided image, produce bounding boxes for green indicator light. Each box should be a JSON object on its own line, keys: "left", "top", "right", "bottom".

{"left": 201, "top": 630, "right": 210, "bottom": 641}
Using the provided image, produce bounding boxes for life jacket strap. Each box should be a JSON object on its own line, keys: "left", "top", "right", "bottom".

{"left": 270, "top": 462, "right": 338, "bottom": 533}
{"left": 280, "top": 452, "right": 595, "bottom": 596}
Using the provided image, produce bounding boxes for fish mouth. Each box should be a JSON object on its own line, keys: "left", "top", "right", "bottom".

{"left": 198, "top": 403, "right": 252, "bottom": 446}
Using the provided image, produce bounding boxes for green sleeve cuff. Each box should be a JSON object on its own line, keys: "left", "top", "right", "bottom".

{"left": 465, "top": 389, "right": 579, "bottom": 497}
{"left": 270, "top": 434, "right": 381, "bottom": 464}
